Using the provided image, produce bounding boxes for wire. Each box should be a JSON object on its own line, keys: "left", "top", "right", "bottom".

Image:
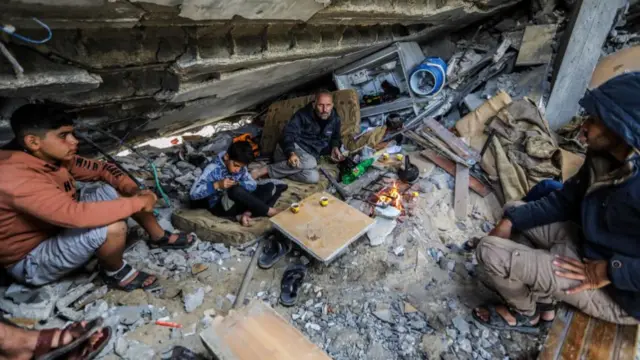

{"left": 78, "top": 126, "right": 172, "bottom": 209}
{"left": 1, "top": 18, "right": 52, "bottom": 44}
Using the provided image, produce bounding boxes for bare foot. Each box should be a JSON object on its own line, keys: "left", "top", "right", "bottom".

{"left": 267, "top": 207, "right": 282, "bottom": 217}
{"left": 237, "top": 212, "right": 254, "bottom": 227}
{"left": 541, "top": 309, "right": 555, "bottom": 321}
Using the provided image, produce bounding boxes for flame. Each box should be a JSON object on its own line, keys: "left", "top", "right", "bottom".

{"left": 375, "top": 181, "right": 404, "bottom": 211}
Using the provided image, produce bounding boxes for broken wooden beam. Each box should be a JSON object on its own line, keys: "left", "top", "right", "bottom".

{"left": 406, "top": 130, "right": 468, "bottom": 166}
{"left": 421, "top": 118, "right": 481, "bottom": 165}
{"left": 420, "top": 150, "right": 491, "bottom": 197}
{"left": 545, "top": 0, "right": 627, "bottom": 129}
{"left": 454, "top": 163, "right": 470, "bottom": 219}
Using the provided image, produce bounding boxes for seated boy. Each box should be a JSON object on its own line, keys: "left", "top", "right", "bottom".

{"left": 0, "top": 104, "right": 195, "bottom": 291}
{"left": 190, "top": 141, "right": 286, "bottom": 226}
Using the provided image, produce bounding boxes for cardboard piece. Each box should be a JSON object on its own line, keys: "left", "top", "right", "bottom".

{"left": 270, "top": 192, "right": 375, "bottom": 263}
{"left": 515, "top": 25, "right": 557, "bottom": 66}
{"left": 201, "top": 300, "right": 331, "bottom": 360}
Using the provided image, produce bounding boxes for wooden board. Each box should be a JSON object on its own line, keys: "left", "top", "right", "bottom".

{"left": 538, "top": 307, "right": 639, "bottom": 360}
{"left": 545, "top": 0, "right": 626, "bottom": 129}
{"left": 200, "top": 300, "right": 331, "bottom": 360}
{"left": 420, "top": 150, "right": 492, "bottom": 197}
{"left": 515, "top": 25, "right": 557, "bottom": 66}
{"left": 270, "top": 192, "right": 375, "bottom": 263}
{"left": 454, "top": 163, "right": 470, "bottom": 219}
{"left": 421, "top": 118, "right": 481, "bottom": 165}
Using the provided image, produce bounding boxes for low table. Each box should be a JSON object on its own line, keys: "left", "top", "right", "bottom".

{"left": 270, "top": 192, "right": 375, "bottom": 263}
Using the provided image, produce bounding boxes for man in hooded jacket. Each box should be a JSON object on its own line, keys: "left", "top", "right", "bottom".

{"left": 472, "top": 48, "right": 640, "bottom": 331}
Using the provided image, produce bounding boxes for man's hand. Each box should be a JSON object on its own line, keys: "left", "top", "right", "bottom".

{"left": 138, "top": 191, "right": 158, "bottom": 212}
{"left": 288, "top": 153, "right": 301, "bottom": 168}
{"left": 488, "top": 218, "right": 513, "bottom": 239}
{"left": 215, "top": 178, "right": 237, "bottom": 190}
{"left": 553, "top": 256, "right": 611, "bottom": 294}
{"left": 331, "top": 147, "right": 345, "bottom": 162}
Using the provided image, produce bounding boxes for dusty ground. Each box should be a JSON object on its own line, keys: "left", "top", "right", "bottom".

{"left": 98, "top": 168, "right": 547, "bottom": 360}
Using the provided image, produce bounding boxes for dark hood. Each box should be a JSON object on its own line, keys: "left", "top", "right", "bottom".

{"left": 579, "top": 72, "right": 640, "bottom": 150}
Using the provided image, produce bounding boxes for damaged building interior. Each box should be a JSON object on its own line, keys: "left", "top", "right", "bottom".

{"left": 1, "top": 0, "right": 640, "bottom": 359}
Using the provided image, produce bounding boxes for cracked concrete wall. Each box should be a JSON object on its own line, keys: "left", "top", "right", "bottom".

{"left": 0, "top": 0, "right": 522, "bottom": 142}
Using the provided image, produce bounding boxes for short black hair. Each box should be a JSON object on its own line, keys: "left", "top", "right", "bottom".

{"left": 227, "top": 141, "right": 255, "bottom": 164}
{"left": 10, "top": 104, "right": 75, "bottom": 145}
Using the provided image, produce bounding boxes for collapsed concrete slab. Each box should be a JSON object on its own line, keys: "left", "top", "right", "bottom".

{"left": 0, "top": 46, "right": 102, "bottom": 98}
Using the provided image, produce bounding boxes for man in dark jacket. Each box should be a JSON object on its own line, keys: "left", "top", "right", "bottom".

{"left": 252, "top": 90, "right": 343, "bottom": 184}
{"left": 472, "top": 70, "right": 640, "bottom": 330}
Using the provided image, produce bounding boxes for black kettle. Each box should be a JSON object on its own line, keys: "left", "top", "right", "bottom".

{"left": 398, "top": 155, "right": 419, "bottom": 183}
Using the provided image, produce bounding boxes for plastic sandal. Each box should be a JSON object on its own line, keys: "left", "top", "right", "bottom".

{"left": 279, "top": 264, "right": 306, "bottom": 307}
{"left": 472, "top": 304, "right": 540, "bottom": 334}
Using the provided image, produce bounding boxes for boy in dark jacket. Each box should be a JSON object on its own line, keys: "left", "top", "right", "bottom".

{"left": 190, "top": 141, "right": 286, "bottom": 226}
{"left": 472, "top": 57, "right": 640, "bottom": 330}
{"left": 251, "top": 90, "right": 344, "bottom": 184}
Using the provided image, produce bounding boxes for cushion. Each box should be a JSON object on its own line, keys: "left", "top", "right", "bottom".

{"left": 260, "top": 90, "right": 361, "bottom": 155}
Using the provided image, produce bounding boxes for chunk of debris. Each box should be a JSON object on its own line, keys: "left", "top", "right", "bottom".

{"left": 452, "top": 315, "right": 471, "bottom": 335}
{"left": 191, "top": 263, "right": 209, "bottom": 275}
{"left": 183, "top": 287, "right": 205, "bottom": 313}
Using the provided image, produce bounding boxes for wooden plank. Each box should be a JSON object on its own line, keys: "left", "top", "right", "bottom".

{"left": 454, "top": 163, "right": 469, "bottom": 219}
{"left": 515, "top": 25, "right": 557, "bottom": 66}
{"left": 539, "top": 307, "right": 574, "bottom": 360}
{"left": 558, "top": 310, "right": 591, "bottom": 360}
{"left": 546, "top": 0, "right": 627, "bottom": 129}
{"left": 406, "top": 131, "right": 468, "bottom": 166}
{"left": 614, "top": 325, "right": 639, "bottom": 360}
{"left": 201, "top": 300, "right": 331, "bottom": 360}
{"left": 422, "top": 118, "right": 481, "bottom": 165}
{"left": 270, "top": 192, "right": 375, "bottom": 263}
{"left": 420, "top": 150, "right": 491, "bottom": 197}
{"left": 584, "top": 319, "right": 618, "bottom": 360}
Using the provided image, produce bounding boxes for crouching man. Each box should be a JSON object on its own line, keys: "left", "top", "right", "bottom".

{"left": 472, "top": 69, "right": 640, "bottom": 331}
{"left": 190, "top": 141, "right": 286, "bottom": 227}
{"left": 251, "top": 90, "right": 344, "bottom": 184}
{"left": 0, "top": 104, "right": 195, "bottom": 291}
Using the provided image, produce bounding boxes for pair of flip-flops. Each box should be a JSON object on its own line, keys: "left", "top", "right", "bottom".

{"left": 258, "top": 236, "right": 307, "bottom": 307}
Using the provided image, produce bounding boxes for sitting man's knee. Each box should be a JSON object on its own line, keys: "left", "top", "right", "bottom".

{"left": 503, "top": 200, "right": 526, "bottom": 213}
{"left": 304, "top": 170, "right": 320, "bottom": 184}
{"left": 106, "top": 221, "right": 127, "bottom": 240}
{"left": 300, "top": 156, "right": 318, "bottom": 170}
{"left": 227, "top": 185, "right": 246, "bottom": 198}
{"left": 475, "top": 237, "right": 502, "bottom": 267}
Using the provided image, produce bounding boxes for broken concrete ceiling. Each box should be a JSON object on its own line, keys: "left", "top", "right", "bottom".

{"left": 0, "top": 0, "right": 524, "bottom": 144}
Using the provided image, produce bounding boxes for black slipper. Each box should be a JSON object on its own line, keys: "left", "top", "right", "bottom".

{"left": 537, "top": 302, "right": 556, "bottom": 322}
{"left": 150, "top": 231, "right": 195, "bottom": 250}
{"left": 472, "top": 304, "right": 540, "bottom": 334}
{"left": 102, "top": 263, "right": 162, "bottom": 292}
{"left": 259, "top": 236, "right": 291, "bottom": 269}
{"left": 279, "top": 264, "right": 306, "bottom": 307}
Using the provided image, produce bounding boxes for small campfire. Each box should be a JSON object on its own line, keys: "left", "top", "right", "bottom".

{"left": 375, "top": 181, "right": 404, "bottom": 211}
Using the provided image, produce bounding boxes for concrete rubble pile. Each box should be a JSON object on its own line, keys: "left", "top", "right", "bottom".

{"left": 2, "top": 1, "right": 640, "bottom": 360}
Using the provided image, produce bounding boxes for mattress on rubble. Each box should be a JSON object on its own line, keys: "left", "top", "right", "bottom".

{"left": 260, "top": 89, "right": 361, "bottom": 155}
{"left": 172, "top": 164, "right": 339, "bottom": 247}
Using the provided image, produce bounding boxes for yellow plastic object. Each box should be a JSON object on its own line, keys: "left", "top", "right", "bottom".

{"left": 396, "top": 154, "right": 404, "bottom": 161}
{"left": 319, "top": 197, "right": 329, "bottom": 207}
{"left": 290, "top": 203, "right": 300, "bottom": 214}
